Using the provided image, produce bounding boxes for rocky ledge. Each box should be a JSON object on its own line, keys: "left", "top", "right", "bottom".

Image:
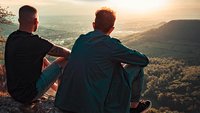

{"left": 0, "top": 92, "right": 63, "bottom": 113}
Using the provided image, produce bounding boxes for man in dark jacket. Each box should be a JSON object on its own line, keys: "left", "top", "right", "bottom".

{"left": 5, "top": 5, "right": 70, "bottom": 104}
{"left": 55, "top": 7, "right": 151, "bottom": 113}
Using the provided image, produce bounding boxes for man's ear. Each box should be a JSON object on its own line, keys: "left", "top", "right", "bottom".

{"left": 92, "top": 22, "right": 95, "bottom": 29}
{"left": 107, "top": 26, "right": 114, "bottom": 35}
{"left": 18, "top": 18, "right": 22, "bottom": 24}
{"left": 34, "top": 18, "right": 37, "bottom": 24}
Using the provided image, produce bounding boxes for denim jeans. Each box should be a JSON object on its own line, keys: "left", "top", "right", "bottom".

{"left": 34, "top": 62, "right": 62, "bottom": 100}
{"left": 124, "top": 65, "right": 144, "bottom": 102}
{"left": 104, "top": 65, "right": 144, "bottom": 113}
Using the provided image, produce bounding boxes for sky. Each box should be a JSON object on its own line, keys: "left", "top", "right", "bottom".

{"left": 0, "top": 0, "right": 200, "bottom": 20}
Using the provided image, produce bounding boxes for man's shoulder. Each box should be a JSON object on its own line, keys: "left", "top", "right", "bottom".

{"left": 109, "top": 37, "right": 121, "bottom": 43}
{"left": 8, "top": 30, "right": 19, "bottom": 38}
{"left": 31, "top": 34, "right": 49, "bottom": 42}
{"left": 6, "top": 31, "right": 21, "bottom": 43}
{"left": 8, "top": 30, "right": 37, "bottom": 40}
{"left": 104, "top": 37, "right": 121, "bottom": 45}
{"left": 31, "top": 34, "right": 41, "bottom": 39}
{"left": 9, "top": 30, "right": 41, "bottom": 38}
{"left": 78, "top": 31, "right": 94, "bottom": 39}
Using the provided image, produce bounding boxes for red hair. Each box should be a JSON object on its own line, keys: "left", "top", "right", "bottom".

{"left": 95, "top": 7, "right": 116, "bottom": 33}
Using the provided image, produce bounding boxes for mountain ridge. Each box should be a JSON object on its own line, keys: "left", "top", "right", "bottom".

{"left": 124, "top": 19, "right": 200, "bottom": 65}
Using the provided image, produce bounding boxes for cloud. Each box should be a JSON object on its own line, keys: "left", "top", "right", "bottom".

{"left": 54, "top": 0, "right": 106, "bottom": 3}
{"left": 58, "top": 0, "right": 107, "bottom": 6}
{"left": 0, "top": 0, "right": 54, "bottom": 6}
{"left": 75, "top": 0, "right": 106, "bottom": 1}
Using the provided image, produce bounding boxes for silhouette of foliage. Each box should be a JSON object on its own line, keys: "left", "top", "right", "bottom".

{"left": 0, "top": 6, "right": 14, "bottom": 25}
{"left": 0, "top": 6, "right": 14, "bottom": 62}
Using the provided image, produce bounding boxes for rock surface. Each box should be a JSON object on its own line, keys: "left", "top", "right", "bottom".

{"left": 0, "top": 64, "right": 63, "bottom": 113}
{"left": 0, "top": 93, "right": 63, "bottom": 113}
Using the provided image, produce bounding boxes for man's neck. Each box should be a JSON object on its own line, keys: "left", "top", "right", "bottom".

{"left": 95, "top": 29, "right": 110, "bottom": 36}
{"left": 19, "top": 25, "right": 33, "bottom": 33}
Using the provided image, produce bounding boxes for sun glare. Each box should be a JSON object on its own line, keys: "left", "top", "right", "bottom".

{"left": 108, "top": 0, "right": 167, "bottom": 13}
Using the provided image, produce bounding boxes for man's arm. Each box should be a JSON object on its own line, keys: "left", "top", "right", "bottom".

{"left": 48, "top": 45, "right": 71, "bottom": 59}
{"left": 110, "top": 38, "right": 149, "bottom": 67}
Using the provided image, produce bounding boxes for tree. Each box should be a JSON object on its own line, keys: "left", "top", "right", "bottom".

{"left": 0, "top": 6, "right": 13, "bottom": 91}
{"left": 0, "top": 6, "right": 14, "bottom": 24}
{"left": 0, "top": 6, "right": 11, "bottom": 59}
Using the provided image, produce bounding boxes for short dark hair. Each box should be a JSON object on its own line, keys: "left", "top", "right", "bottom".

{"left": 95, "top": 7, "right": 116, "bottom": 33}
{"left": 19, "top": 5, "right": 37, "bottom": 20}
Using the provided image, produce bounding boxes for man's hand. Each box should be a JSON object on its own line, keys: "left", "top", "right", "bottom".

{"left": 42, "top": 57, "right": 51, "bottom": 70}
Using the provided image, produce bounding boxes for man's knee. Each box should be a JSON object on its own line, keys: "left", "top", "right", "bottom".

{"left": 124, "top": 64, "right": 144, "bottom": 82}
{"left": 124, "top": 64, "right": 143, "bottom": 74}
{"left": 54, "top": 57, "right": 67, "bottom": 69}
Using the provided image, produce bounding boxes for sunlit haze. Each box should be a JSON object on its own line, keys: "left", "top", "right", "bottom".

{"left": 108, "top": 0, "right": 168, "bottom": 14}
{"left": 0, "top": 0, "right": 200, "bottom": 20}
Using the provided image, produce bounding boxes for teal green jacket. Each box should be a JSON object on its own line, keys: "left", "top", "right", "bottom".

{"left": 55, "top": 30, "right": 149, "bottom": 113}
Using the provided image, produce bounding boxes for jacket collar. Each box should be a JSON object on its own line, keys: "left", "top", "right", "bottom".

{"left": 89, "top": 30, "right": 109, "bottom": 38}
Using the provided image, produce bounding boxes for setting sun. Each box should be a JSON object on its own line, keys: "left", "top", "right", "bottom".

{"left": 108, "top": 0, "right": 168, "bottom": 13}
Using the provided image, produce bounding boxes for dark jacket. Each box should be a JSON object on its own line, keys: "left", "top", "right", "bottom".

{"left": 55, "top": 30, "right": 149, "bottom": 113}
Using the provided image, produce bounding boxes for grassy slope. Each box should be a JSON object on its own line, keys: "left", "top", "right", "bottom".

{"left": 122, "top": 20, "right": 200, "bottom": 65}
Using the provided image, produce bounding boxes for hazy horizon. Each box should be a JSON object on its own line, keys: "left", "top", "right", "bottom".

{"left": 0, "top": 0, "right": 200, "bottom": 21}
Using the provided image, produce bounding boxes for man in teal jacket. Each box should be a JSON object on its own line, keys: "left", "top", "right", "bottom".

{"left": 55, "top": 7, "right": 151, "bottom": 113}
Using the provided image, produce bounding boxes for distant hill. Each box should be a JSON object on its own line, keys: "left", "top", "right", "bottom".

{"left": 123, "top": 20, "right": 200, "bottom": 65}
{"left": 0, "top": 23, "right": 78, "bottom": 49}
{"left": 0, "top": 23, "right": 67, "bottom": 40}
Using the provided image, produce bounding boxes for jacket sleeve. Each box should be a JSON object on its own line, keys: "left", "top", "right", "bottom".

{"left": 110, "top": 38, "right": 149, "bottom": 67}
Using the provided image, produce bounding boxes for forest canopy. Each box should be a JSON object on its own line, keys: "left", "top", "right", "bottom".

{"left": 143, "top": 58, "right": 200, "bottom": 113}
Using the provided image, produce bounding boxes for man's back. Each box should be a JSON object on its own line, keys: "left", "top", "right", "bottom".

{"left": 5, "top": 30, "right": 53, "bottom": 103}
{"left": 56, "top": 30, "right": 114, "bottom": 112}
{"left": 55, "top": 30, "right": 148, "bottom": 113}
